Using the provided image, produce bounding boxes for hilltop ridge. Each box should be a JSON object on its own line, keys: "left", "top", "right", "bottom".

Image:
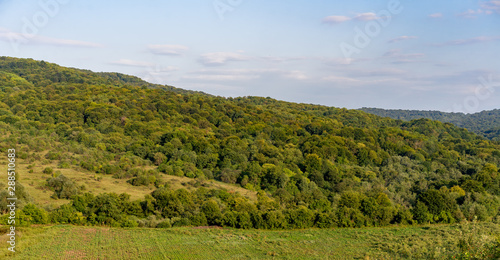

{"left": 359, "top": 107, "right": 500, "bottom": 141}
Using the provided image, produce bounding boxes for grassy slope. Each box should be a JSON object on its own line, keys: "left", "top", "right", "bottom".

{"left": 0, "top": 152, "right": 257, "bottom": 210}
{"left": 1, "top": 223, "right": 498, "bottom": 259}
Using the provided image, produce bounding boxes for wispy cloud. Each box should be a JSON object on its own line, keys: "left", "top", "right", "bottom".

{"left": 353, "top": 12, "right": 382, "bottom": 21}
{"left": 183, "top": 69, "right": 260, "bottom": 81}
{"left": 322, "top": 12, "right": 385, "bottom": 25}
{"left": 410, "top": 69, "right": 499, "bottom": 94}
{"left": 0, "top": 27, "right": 102, "bottom": 48}
{"left": 197, "top": 53, "right": 308, "bottom": 66}
{"left": 322, "top": 57, "right": 369, "bottom": 66}
{"left": 184, "top": 74, "right": 259, "bottom": 81}
{"left": 457, "top": 9, "right": 484, "bottom": 19}
{"left": 260, "top": 56, "right": 307, "bottom": 63}
{"left": 322, "top": 75, "right": 362, "bottom": 84}
{"left": 198, "top": 52, "right": 249, "bottom": 66}
{"left": 457, "top": 2, "right": 500, "bottom": 18}
{"left": 321, "top": 75, "right": 400, "bottom": 88}
{"left": 433, "top": 36, "right": 500, "bottom": 46}
{"left": 183, "top": 68, "right": 308, "bottom": 82}
{"left": 322, "top": 16, "right": 351, "bottom": 24}
{"left": 284, "top": 70, "right": 308, "bottom": 80}
{"left": 481, "top": 0, "right": 500, "bottom": 14}
{"left": 388, "top": 36, "right": 418, "bottom": 43}
{"left": 383, "top": 49, "right": 425, "bottom": 63}
{"left": 428, "top": 13, "right": 443, "bottom": 18}
{"left": 147, "top": 44, "right": 189, "bottom": 56}
{"left": 109, "top": 59, "right": 155, "bottom": 68}
{"left": 138, "top": 65, "right": 179, "bottom": 84}
{"left": 345, "top": 68, "right": 407, "bottom": 78}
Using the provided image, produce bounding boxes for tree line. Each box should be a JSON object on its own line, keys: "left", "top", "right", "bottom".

{"left": 360, "top": 107, "right": 500, "bottom": 141}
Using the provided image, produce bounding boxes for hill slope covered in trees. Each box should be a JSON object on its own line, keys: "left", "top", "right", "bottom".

{"left": 0, "top": 57, "right": 499, "bottom": 230}
{"left": 359, "top": 107, "right": 500, "bottom": 141}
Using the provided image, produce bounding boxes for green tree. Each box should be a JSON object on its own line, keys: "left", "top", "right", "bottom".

{"left": 46, "top": 174, "right": 79, "bottom": 199}
{"left": 19, "top": 204, "right": 49, "bottom": 225}
{"left": 202, "top": 200, "right": 222, "bottom": 226}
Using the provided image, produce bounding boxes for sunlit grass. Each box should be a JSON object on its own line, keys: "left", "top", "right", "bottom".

{"left": 0, "top": 152, "right": 257, "bottom": 211}
{"left": 2, "top": 223, "right": 498, "bottom": 259}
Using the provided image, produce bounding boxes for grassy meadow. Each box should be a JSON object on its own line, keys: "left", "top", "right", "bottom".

{"left": 1, "top": 222, "right": 498, "bottom": 259}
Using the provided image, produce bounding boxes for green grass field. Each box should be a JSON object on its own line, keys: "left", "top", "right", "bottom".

{"left": 1, "top": 223, "right": 498, "bottom": 259}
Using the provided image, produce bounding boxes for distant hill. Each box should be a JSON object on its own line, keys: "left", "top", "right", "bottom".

{"left": 359, "top": 107, "right": 500, "bottom": 141}
{"left": 0, "top": 56, "right": 205, "bottom": 96}
{"left": 0, "top": 56, "right": 499, "bottom": 231}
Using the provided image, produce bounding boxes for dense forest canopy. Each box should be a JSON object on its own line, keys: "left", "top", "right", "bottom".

{"left": 359, "top": 107, "right": 500, "bottom": 141}
{"left": 0, "top": 57, "right": 499, "bottom": 229}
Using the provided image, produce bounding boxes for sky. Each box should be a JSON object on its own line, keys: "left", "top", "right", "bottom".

{"left": 0, "top": 0, "right": 499, "bottom": 113}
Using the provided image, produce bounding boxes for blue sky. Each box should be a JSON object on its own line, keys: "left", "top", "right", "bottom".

{"left": 0, "top": 0, "right": 499, "bottom": 113}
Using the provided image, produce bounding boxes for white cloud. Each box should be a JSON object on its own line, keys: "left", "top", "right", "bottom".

{"left": 198, "top": 52, "right": 249, "bottom": 66}
{"left": 110, "top": 59, "right": 155, "bottom": 67}
{"left": 33, "top": 37, "right": 102, "bottom": 48}
{"left": 182, "top": 69, "right": 260, "bottom": 82}
{"left": 388, "top": 36, "right": 418, "bottom": 43}
{"left": 260, "top": 56, "right": 307, "bottom": 63}
{"left": 184, "top": 74, "right": 259, "bottom": 81}
{"left": 353, "top": 12, "right": 381, "bottom": 21}
{"left": 457, "top": 9, "right": 484, "bottom": 19}
{"left": 284, "top": 70, "right": 308, "bottom": 80}
{"left": 345, "top": 68, "right": 407, "bottom": 77}
{"left": 182, "top": 83, "right": 245, "bottom": 94}
{"left": 383, "top": 49, "right": 425, "bottom": 63}
{"left": 322, "top": 12, "right": 385, "bottom": 25}
{"left": 428, "top": 13, "right": 443, "bottom": 18}
{"left": 457, "top": 2, "right": 500, "bottom": 18}
{"left": 147, "top": 44, "right": 189, "bottom": 56}
{"left": 323, "top": 57, "right": 366, "bottom": 66}
{"left": 0, "top": 27, "right": 102, "bottom": 48}
{"left": 433, "top": 36, "right": 500, "bottom": 46}
{"left": 183, "top": 68, "right": 308, "bottom": 82}
{"left": 321, "top": 75, "right": 401, "bottom": 89}
{"left": 322, "top": 16, "right": 351, "bottom": 24}
{"left": 322, "top": 75, "right": 362, "bottom": 83}
{"left": 138, "top": 65, "right": 179, "bottom": 84}
{"left": 183, "top": 69, "right": 260, "bottom": 81}
{"left": 481, "top": 0, "right": 500, "bottom": 14}
{"left": 409, "top": 70, "right": 498, "bottom": 95}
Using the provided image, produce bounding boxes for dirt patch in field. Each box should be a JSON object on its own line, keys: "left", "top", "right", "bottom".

{"left": 191, "top": 226, "right": 223, "bottom": 230}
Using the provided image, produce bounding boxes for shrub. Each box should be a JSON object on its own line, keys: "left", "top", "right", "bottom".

{"left": 121, "top": 218, "right": 139, "bottom": 228}
{"left": 202, "top": 200, "right": 222, "bottom": 226}
{"left": 46, "top": 174, "right": 79, "bottom": 199}
{"left": 157, "top": 219, "right": 172, "bottom": 228}
{"left": 42, "top": 167, "right": 53, "bottom": 175}
{"left": 49, "top": 204, "right": 85, "bottom": 224}
{"left": 172, "top": 218, "right": 191, "bottom": 227}
{"left": 19, "top": 204, "right": 49, "bottom": 225}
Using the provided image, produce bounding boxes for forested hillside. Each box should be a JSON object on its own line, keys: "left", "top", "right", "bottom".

{"left": 0, "top": 57, "right": 499, "bottom": 230}
{"left": 360, "top": 107, "right": 500, "bottom": 141}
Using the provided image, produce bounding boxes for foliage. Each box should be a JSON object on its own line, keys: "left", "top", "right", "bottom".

{"left": 46, "top": 174, "right": 79, "bottom": 199}
{"left": 18, "top": 203, "right": 49, "bottom": 226}
{"left": 360, "top": 107, "right": 500, "bottom": 141}
{"left": 0, "top": 57, "right": 499, "bottom": 230}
